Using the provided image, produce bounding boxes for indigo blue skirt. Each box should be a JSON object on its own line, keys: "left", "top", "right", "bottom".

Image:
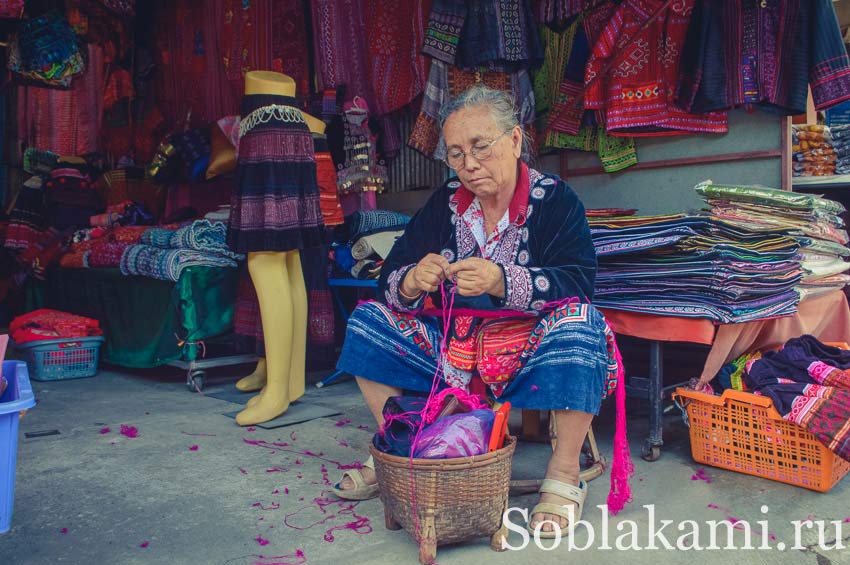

{"left": 336, "top": 301, "right": 617, "bottom": 414}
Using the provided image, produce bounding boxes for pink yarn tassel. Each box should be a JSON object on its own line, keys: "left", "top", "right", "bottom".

{"left": 607, "top": 332, "right": 634, "bottom": 515}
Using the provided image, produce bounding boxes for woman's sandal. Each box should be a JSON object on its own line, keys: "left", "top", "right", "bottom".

{"left": 527, "top": 478, "right": 587, "bottom": 539}
{"left": 331, "top": 455, "right": 379, "bottom": 500}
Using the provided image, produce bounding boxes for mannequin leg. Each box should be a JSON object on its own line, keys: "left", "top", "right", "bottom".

{"left": 236, "top": 358, "right": 267, "bottom": 392}
{"left": 244, "top": 251, "right": 307, "bottom": 407}
{"left": 285, "top": 250, "right": 307, "bottom": 401}
{"left": 236, "top": 252, "right": 296, "bottom": 426}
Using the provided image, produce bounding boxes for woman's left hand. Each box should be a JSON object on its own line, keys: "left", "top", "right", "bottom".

{"left": 446, "top": 258, "right": 505, "bottom": 298}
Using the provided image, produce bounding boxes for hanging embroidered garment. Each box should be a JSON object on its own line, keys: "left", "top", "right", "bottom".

{"left": 271, "top": 0, "right": 311, "bottom": 100}
{"left": 584, "top": 0, "right": 728, "bottom": 137}
{"left": 535, "top": 0, "right": 586, "bottom": 28}
{"left": 8, "top": 12, "right": 86, "bottom": 87}
{"left": 408, "top": 60, "right": 535, "bottom": 159}
{"left": 17, "top": 43, "right": 105, "bottom": 156}
{"left": 678, "top": 0, "right": 850, "bottom": 115}
{"left": 311, "top": 0, "right": 373, "bottom": 104}
{"left": 0, "top": 0, "right": 23, "bottom": 18}
{"left": 314, "top": 134, "right": 345, "bottom": 227}
{"left": 422, "top": 0, "right": 543, "bottom": 71}
{"left": 533, "top": 5, "right": 636, "bottom": 172}
{"left": 327, "top": 98, "right": 388, "bottom": 195}
{"left": 364, "top": 0, "right": 431, "bottom": 116}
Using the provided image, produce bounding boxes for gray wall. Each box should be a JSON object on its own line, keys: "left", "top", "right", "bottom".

{"left": 538, "top": 109, "right": 784, "bottom": 215}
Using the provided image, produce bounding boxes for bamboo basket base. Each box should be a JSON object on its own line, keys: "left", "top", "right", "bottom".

{"left": 371, "top": 436, "right": 517, "bottom": 564}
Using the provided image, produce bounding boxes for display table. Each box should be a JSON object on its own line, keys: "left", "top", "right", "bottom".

{"left": 27, "top": 267, "right": 244, "bottom": 385}
{"left": 600, "top": 289, "right": 850, "bottom": 461}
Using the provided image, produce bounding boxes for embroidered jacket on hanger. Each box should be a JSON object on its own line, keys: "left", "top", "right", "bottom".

{"left": 583, "top": 0, "right": 728, "bottom": 136}
{"left": 678, "top": 0, "right": 850, "bottom": 115}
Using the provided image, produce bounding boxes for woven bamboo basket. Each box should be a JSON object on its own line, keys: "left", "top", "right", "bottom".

{"left": 369, "top": 435, "right": 516, "bottom": 564}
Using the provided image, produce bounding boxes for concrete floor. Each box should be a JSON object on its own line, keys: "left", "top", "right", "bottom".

{"left": 1, "top": 364, "right": 849, "bottom": 565}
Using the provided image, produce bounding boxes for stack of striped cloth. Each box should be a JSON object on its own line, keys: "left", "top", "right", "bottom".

{"left": 590, "top": 208, "right": 803, "bottom": 323}
{"left": 695, "top": 181, "right": 850, "bottom": 300}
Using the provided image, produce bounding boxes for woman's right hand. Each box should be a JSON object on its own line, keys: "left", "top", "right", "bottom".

{"left": 401, "top": 253, "right": 451, "bottom": 297}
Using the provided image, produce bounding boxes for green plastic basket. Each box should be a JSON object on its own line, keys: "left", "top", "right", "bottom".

{"left": 14, "top": 337, "right": 104, "bottom": 381}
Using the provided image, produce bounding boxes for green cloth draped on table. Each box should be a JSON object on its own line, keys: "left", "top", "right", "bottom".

{"left": 26, "top": 266, "right": 237, "bottom": 368}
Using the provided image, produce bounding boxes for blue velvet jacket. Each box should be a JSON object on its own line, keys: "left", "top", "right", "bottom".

{"left": 377, "top": 163, "right": 597, "bottom": 314}
{"left": 678, "top": 0, "right": 850, "bottom": 114}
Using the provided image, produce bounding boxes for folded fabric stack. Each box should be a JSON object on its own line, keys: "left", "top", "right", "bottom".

{"left": 334, "top": 210, "right": 410, "bottom": 280}
{"left": 60, "top": 225, "right": 149, "bottom": 269}
{"left": 695, "top": 180, "right": 850, "bottom": 300}
{"left": 831, "top": 124, "right": 850, "bottom": 175}
{"left": 792, "top": 125, "right": 836, "bottom": 177}
{"left": 120, "top": 220, "right": 243, "bottom": 282}
{"left": 590, "top": 209, "right": 803, "bottom": 323}
{"left": 585, "top": 208, "right": 638, "bottom": 218}
{"left": 745, "top": 336, "right": 850, "bottom": 463}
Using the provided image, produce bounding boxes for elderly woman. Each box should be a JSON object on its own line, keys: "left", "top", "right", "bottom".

{"left": 332, "top": 85, "right": 626, "bottom": 537}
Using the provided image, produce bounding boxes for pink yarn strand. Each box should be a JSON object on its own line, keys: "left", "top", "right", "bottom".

{"left": 408, "top": 281, "right": 456, "bottom": 541}
{"left": 606, "top": 331, "right": 634, "bottom": 515}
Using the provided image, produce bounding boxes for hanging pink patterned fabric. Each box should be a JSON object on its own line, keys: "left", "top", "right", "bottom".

{"left": 156, "top": 0, "right": 273, "bottom": 127}
{"left": 0, "top": 0, "right": 23, "bottom": 18}
{"left": 220, "top": 0, "right": 274, "bottom": 90}
{"left": 272, "top": 0, "right": 311, "bottom": 100}
{"left": 311, "top": 0, "right": 373, "bottom": 104}
{"left": 17, "top": 44, "right": 105, "bottom": 156}
{"left": 364, "top": 0, "right": 432, "bottom": 116}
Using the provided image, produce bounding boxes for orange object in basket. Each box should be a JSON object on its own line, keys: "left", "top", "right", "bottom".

{"left": 488, "top": 402, "right": 511, "bottom": 453}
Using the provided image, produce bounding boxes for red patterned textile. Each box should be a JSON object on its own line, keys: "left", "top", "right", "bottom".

{"left": 311, "top": 0, "right": 373, "bottom": 104}
{"left": 17, "top": 44, "right": 106, "bottom": 155}
{"left": 156, "top": 0, "right": 266, "bottom": 126}
{"left": 271, "top": 0, "right": 311, "bottom": 100}
{"left": 0, "top": 0, "right": 23, "bottom": 18}
{"left": 315, "top": 152, "right": 344, "bottom": 227}
{"left": 364, "top": 0, "right": 432, "bottom": 116}
{"left": 88, "top": 242, "right": 130, "bottom": 268}
{"left": 10, "top": 309, "right": 103, "bottom": 344}
{"left": 584, "top": 0, "right": 727, "bottom": 137}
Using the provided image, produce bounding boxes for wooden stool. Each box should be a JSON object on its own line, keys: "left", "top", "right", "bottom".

{"left": 509, "top": 409, "right": 605, "bottom": 494}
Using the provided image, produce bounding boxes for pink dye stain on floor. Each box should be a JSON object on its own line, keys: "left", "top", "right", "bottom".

{"left": 139, "top": 541, "right": 149, "bottom": 548}
{"left": 691, "top": 468, "right": 711, "bottom": 484}
{"left": 707, "top": 503, "right": 777, "bottom": 541}
{"left": 99, "top": 427, "right": 111, "bottom": 434}
{"left": 120, "top": 424, "right": 139, "bottom": 438}
{"left": 60, "top": 528, "right": 68, "bottom": 534}
{"left": 189, "top": 445, "right": 199, "bottom": 451}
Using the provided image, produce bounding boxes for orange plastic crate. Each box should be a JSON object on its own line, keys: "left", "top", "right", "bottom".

{"left": 675, "top": 341, "right": 850, "bottom": 492}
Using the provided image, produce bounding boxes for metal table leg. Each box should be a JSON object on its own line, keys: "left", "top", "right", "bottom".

{"left": 642, "top": 340, "right": 664, "bottom": 461}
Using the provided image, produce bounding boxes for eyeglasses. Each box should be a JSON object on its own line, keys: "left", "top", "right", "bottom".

{"left": 443, "top": 129, "right": 512, "bottom": 170}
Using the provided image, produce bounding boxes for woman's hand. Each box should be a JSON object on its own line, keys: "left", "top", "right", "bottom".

{"left": 401, "top": 253, "right": 451, "bottom": 297}
{"left": 446, "top": 258, "right": 505, "bottom": 298}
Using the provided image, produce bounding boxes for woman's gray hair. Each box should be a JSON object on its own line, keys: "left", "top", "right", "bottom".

{"left": 438, "top": 84, "right": 534, "bottom": 163}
